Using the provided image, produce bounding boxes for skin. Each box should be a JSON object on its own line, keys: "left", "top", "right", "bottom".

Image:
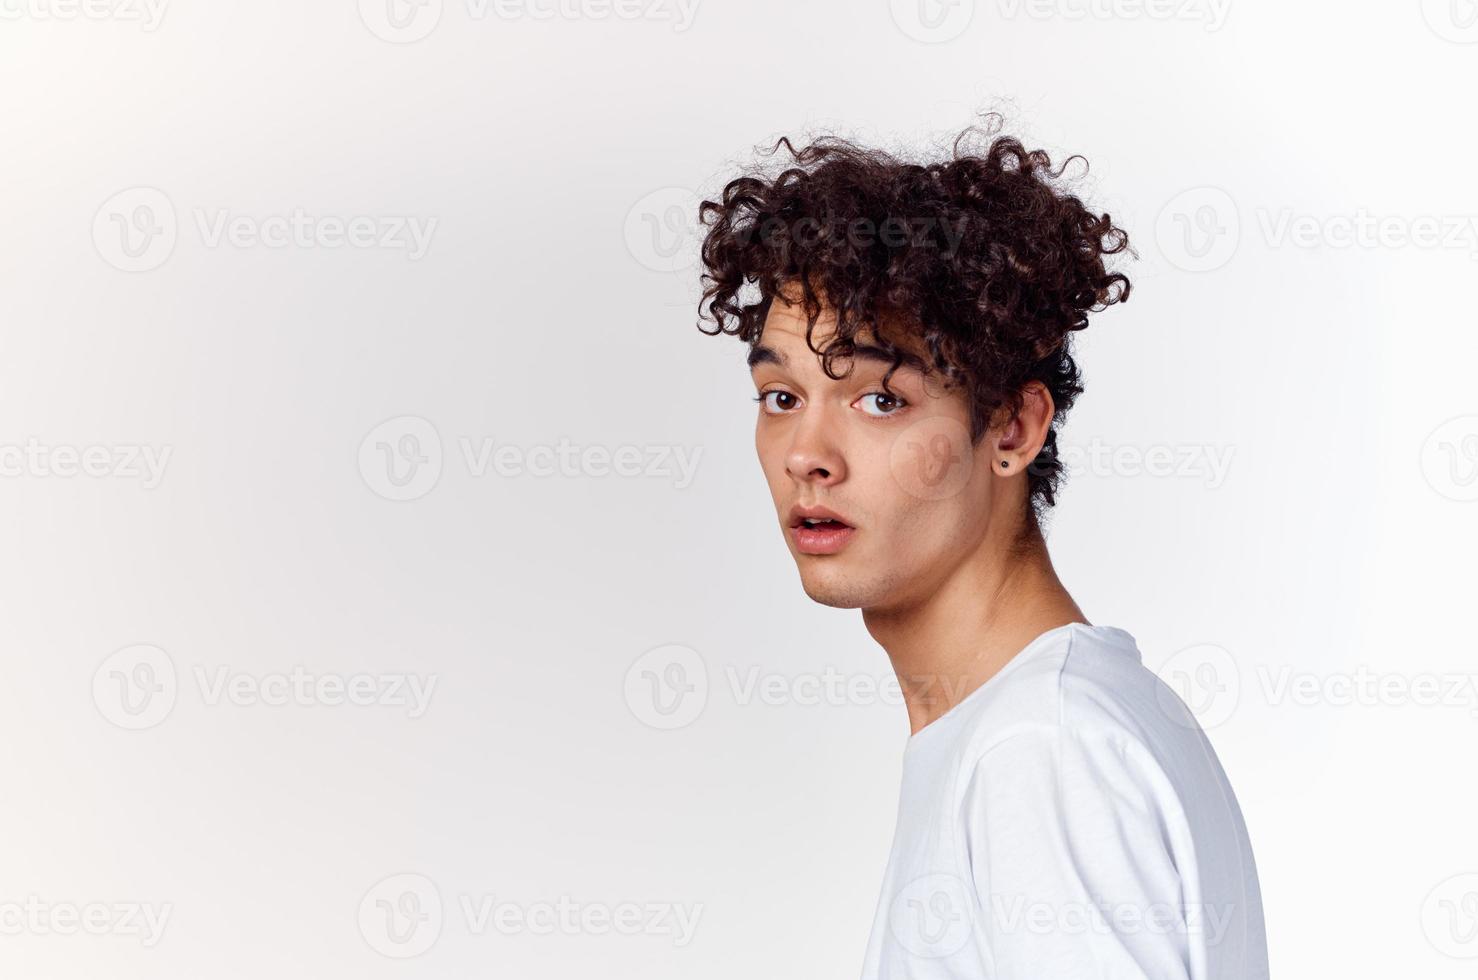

{"left": 749, "top": 291, "right": 1089, "bottom": 735}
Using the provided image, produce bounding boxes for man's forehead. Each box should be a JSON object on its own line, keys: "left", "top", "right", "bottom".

{"left": 758, "top": 299, "right": 849, "bottom": 348}
{"left": 749, "top": 300, "right": 929, "bottom": 374}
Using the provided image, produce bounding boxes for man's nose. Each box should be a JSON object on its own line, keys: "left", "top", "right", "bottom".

{"left": 785, "top": 411, "right": 846, "bottom": 486}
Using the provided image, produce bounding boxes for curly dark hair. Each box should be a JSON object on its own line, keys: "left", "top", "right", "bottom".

{"left": 696, "top": 117, "right": 1132, "bottom": 518}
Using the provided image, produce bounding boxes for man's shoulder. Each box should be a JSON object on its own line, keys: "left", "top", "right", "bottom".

{"left": 952, "top": 623, "right": 1209, "bottom": 772}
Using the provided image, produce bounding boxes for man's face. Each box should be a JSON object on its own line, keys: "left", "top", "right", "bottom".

{"left": 749, "top": 295, "right": 1001, "bottom": 611}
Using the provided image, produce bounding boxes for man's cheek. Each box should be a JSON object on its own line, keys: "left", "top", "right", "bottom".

{"left": 887, "top": 417, "right": 974, "bottom": 503}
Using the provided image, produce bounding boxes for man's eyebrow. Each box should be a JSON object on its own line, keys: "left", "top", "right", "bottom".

{"left": 747, "top": 344, "right": 785, "bottom": 369}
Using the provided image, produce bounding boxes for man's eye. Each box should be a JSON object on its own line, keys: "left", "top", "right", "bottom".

{"left": 757, "top": 390, "right": 799, "bottom": 414}
{"left": 855, "top": 392, "right": 906, "bottom": 417}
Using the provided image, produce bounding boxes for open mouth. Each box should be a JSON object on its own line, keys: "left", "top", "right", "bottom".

{"left": 788, "top": 511, "right": 856, "bottom": 555}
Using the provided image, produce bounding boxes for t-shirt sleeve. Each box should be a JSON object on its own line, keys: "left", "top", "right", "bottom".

{"left": 958, "top": 727, "right": 1196, "bottom": 980}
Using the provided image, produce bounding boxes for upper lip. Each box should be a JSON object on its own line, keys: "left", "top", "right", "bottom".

{"left": 787, "top": 504, "right": 854, "bottom": 529}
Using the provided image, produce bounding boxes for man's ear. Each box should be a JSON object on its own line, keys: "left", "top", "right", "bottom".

{"left": 993, "top": 382, "right": 1056, "bottom": 472}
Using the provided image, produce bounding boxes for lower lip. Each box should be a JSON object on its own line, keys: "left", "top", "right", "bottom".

{"left": 790, "top": 522, "right": 856, "bottom": 555}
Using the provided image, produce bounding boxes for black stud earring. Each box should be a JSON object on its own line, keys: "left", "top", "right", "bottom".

{"left": 999, "top": 460, "right": 1010, "bottom": 469}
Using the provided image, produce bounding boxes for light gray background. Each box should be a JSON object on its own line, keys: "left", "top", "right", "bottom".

{"left": 2, "top": 0, "right": 1476, "bottom": 976}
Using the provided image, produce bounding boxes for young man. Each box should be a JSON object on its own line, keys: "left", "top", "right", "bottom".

{"left": 696, "top": 123, "right": 1268, "bottom": 979}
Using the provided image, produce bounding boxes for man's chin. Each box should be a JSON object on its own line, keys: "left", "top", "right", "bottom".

{"left": 800, "top": 583, "right": 867, "bottom": 609}
{"left": 796, "top": 564, "right": 887, "bottom": 610}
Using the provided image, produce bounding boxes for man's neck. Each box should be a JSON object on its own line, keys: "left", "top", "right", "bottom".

{"left": 861, "top": 526, "right": 1086, "bottom": 736}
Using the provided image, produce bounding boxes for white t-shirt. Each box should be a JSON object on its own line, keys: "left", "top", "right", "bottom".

{"left": 860, "top": 623, "right": 1267, "bottom": 980}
